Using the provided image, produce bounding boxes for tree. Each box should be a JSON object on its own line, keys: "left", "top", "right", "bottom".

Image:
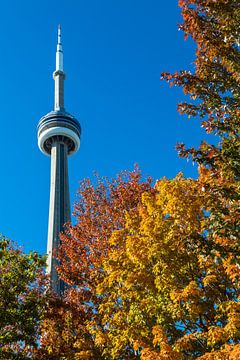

{"left": 161, "top": 2, "right": 240, "bottom": 357}
{"left": 39, "top": 168, "right": 153, "bottom": 359}
{"left": 0, "top": 236, "right": 46, "bottom": 359}
{"left": 161, "top": 0, "right": 240, "bottom": 189}
{"left": 95, "top": 174, "right": 240, "bottom": 359}
{"left": 96, "top": 175, "right": 204, "bottom": 359}
{"left": 35, "top": 294, "right": 102, "bottom": 360}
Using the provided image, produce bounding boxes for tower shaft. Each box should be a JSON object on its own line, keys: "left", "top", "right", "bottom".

{"left": 47, "top": 141, "right": 70, "bottom": 294}
{"left": 54, "top": 25, "right": 65, "bottom": 111}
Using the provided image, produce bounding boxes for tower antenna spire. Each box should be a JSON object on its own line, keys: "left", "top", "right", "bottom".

{"left": 56, "top": 24, "right": 63, "bottom": 72}
{"left": 58, "top": 24, "right": 61, "bottom": 45}
{"left": 53, "top": 25, "right": 65, "bottom": 110}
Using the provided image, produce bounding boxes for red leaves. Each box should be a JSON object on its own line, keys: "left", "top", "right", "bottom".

{"left": 178, "top": 0, "right": 185, "bottom": 7}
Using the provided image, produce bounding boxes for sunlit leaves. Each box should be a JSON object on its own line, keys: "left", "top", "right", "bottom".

{"left": 95, "top": 173, "right": 240, "bottom": 358}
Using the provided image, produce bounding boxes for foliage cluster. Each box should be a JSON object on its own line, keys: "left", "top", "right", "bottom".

{"left": 1, "top": 0, "right": 239, "bottom": 359}
{"left": 0, "top": 237, "right": 46, "bottom": 359}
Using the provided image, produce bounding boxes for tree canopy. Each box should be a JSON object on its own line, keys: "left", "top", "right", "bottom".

{"left": 0, "top": 236, "right": 46, "bottom": 359}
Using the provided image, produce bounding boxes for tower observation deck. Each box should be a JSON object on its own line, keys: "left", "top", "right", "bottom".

{"left": 37, "top": 26, "right": 81, "bottom": 295}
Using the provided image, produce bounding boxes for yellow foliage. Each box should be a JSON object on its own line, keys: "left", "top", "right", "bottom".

{"left": 91, "top": 173, "right": 239, "bottom": 359}
{"left": 203, "top": 275, "right": 218, "bottom": 287}
{"left": 198, "top": 344, "right": 240, "bottom": 360}
{"left": 207, "top": 327, "right": 228, "bottom": 347}
{"left": 175, "top": 332, "right": 200, "bottom": 352}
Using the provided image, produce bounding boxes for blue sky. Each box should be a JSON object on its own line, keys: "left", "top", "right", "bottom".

{"left": 0, "top": 1, "right": 209, "bottom": 254}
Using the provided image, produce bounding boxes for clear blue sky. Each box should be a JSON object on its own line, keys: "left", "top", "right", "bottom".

{"left": 0, "top": 0, "right": 209, "bottom": 254}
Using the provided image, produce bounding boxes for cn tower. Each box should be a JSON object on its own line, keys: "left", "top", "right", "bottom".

{"left": 37, "top": 26, "right": 81, "bottom": 295}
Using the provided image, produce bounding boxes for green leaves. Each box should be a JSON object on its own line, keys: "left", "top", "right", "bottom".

{"left": 0, "top": 236, "right": 47, "bottom": 359}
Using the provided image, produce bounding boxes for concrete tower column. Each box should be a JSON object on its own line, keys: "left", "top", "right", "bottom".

{"left": 37, "top": 26, "right": 81, "bottom": 296}
{"left": 47, "top": 141, "right": 70, "bottom": 294}
{"left": 54, "top": 70, "right": 65, "bottom": 110}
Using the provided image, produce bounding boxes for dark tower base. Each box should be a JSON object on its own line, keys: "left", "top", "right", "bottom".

{"left": 47, "top": 140, "right": 70, "bottom": 295}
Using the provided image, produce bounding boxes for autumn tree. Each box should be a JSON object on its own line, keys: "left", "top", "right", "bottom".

{"left": 95, "top": 175, "right": 205, "bottom": 359}
{"left": 161, "top": 2, "right": 240, "bottom": 357}
{"left": 0, "top": 236, "right": 46, "bottom": 359}
{"left": 35, "top": 293, "right": 103, "bottom": 360}
{"left": 161, "top": 0, "right": 240, "bottom": 229}
{"left": 95, "top": 174, "right": 240, "bottom": 359}
{"left": 38, "top": 169, "right": 153, "bottom": 359}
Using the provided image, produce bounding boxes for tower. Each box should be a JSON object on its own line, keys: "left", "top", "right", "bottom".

{"left": 37, "top": 26, "right": 81, "bottom": 295}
